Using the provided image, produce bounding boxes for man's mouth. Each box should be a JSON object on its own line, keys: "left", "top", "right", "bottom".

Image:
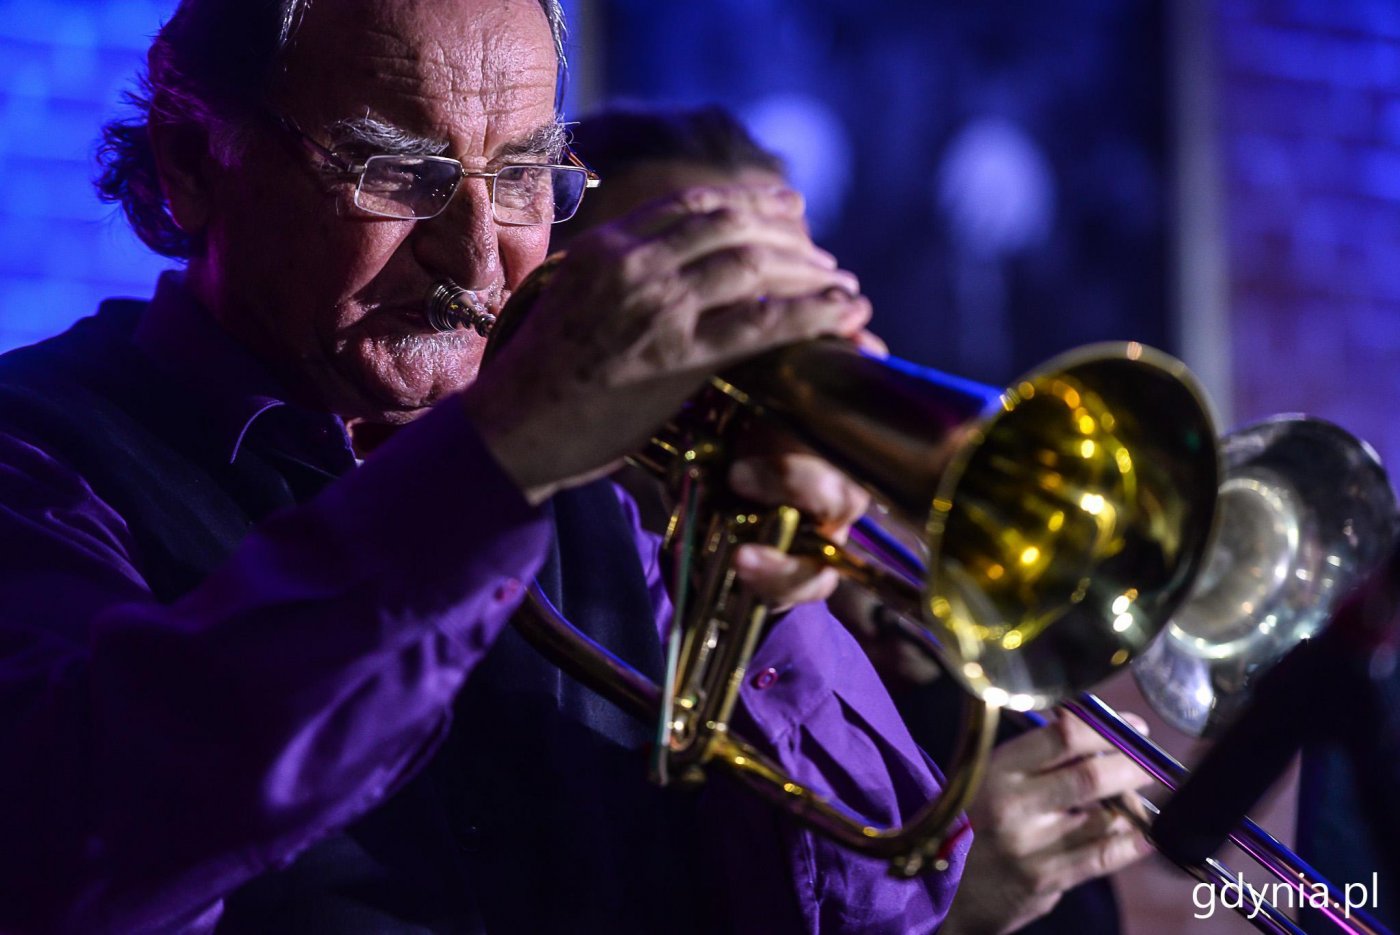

{"left": 336, "top": 283, "right": 511, "bottom": 347}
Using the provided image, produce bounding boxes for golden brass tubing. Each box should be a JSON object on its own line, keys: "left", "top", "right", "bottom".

{"left": 513, "top": 582, "right": 997, "bottom": 878}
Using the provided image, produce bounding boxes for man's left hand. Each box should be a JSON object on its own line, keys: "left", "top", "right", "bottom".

{"left": 727, "top": 449, "right": 869, "bottom": 610}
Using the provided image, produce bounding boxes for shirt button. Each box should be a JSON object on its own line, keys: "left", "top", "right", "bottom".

{"left": 751, "top": 666, "right": 780, "bottom": 690}
{"left": 494, "top": 579, "right": 522, "bottom": 601}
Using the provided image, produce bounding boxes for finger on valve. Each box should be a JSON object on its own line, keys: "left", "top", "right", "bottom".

{"left": 727, "top": 451, "right": 870, "bottom": 537}
{"left": 732, "top": 546, "right": 841, "bottom": 611}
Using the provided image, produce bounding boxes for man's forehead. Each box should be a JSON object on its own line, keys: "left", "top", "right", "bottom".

{"left": 282, "top": 0, "right": 557, "bottom": 152}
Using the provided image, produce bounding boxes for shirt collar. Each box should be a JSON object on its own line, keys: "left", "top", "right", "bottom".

{"left": 131, "top": 270, "right": 352, "bottom": 467}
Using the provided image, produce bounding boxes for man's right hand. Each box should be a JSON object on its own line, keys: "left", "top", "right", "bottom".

{"left": 941, "top": 713, "right": 1154, "bottom": 935}
{"left": 461, "top": 185, "right": 870, "bottom": 505}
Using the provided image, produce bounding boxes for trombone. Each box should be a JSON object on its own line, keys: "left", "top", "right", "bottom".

{"left": 864, "top": 414, "right": 1397, "bottom": 934}
{"left": 1092, "top": 414, "right": 1396, "bottom": 935}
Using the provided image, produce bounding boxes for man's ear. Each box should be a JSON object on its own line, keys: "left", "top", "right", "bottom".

{"left": 147, "top": 102, "right": 217, "bottom": 236}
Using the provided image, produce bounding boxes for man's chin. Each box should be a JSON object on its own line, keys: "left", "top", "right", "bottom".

{"left": 326, "top": 339, "right": 482, "bottom": 423}
{"left": 342, "top": 376, "right": 469, "bottom": 425}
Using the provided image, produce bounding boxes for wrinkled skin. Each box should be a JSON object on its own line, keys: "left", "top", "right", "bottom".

{"left": 529, "top": 157, "right": 875, "bottom": 599}
{"left": 150, "top": 0, "right": 870, "bottom": 607}
{"left": 942, "top": 714, "right": 1153, "bottom": 934}
{"left": 465, "top": 182, "right": 873, "bottom": 600}
{"left": 160, "top": 0, "right": 557, "bottom": 423}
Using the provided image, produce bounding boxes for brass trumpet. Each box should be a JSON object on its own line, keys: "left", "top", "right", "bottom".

{"left": 483, "top": 256, "right": 1220, "bottom": 876}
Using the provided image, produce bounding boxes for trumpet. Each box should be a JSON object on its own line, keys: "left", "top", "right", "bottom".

{"left": 483, "top": 255, "right": 1219, "bottom": 876}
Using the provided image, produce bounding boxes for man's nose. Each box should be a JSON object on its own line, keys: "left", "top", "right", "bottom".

{"left": 412, "top": 177, "right": 501, "bottom": 287}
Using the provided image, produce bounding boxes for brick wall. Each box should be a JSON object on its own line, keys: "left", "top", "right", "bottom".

{"left": 1219, "top": 0, "right": 1400, "bottom": 473}
{"left": 0, "top": 0, "right": 589, "bottom": 355}
{"left": 1108, "top": 4, "right": 1400, "bottom": 932}
{"left": 1, "top": 1, "right": 191, "bottom": 353}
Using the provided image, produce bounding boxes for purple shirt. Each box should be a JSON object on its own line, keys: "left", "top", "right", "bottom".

{"left": 0, "top": 274, "right": 966, "bottom": 933}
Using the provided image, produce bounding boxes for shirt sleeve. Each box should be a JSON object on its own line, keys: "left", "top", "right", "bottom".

{"left": 615, "top": 485, "right": 969, "bottom": 934}
{"left": 0, "top": 400, "right": 552, "bottom": 934}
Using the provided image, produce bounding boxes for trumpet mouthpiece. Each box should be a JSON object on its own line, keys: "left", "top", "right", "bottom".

{"left": 426, "top": 280, "right": 497, "bottom": 336}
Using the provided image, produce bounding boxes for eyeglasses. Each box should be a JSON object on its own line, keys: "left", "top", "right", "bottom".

{"left": 278, "top": 117, "right": 600, "bottom": 225}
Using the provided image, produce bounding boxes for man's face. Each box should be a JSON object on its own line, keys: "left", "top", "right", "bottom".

{"left": 191, "top": 0, "right": 558, "bottom": 423}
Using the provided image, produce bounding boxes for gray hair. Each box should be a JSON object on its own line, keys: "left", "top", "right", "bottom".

{"left": 96, "top": 0, "right": 567, "bottom": 259}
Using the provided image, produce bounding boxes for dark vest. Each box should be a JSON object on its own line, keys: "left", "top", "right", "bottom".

{"left": 0, "top": 304, "right": 718, "bottom": 934}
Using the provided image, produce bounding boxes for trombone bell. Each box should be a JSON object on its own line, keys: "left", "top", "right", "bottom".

{"left": 1134, "top": 415, "right": 1398, "bottom": 737}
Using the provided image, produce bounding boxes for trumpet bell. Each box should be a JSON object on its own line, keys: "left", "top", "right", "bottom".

{"left": 1133, "top": 415, "right": 1398, "bottom": 737}
{"left": 486, "top": 252, "right": 1224, "bottom": 872}
{"left": 725, "top": 340, "right": 1220, "bottom": 710}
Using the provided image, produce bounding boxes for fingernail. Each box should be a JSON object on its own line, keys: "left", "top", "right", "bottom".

{"left": 839, "top": 296, "right": 871, "bottom": 325}
{"left": 826, "top": 271, "right": 860, "bottom": 296}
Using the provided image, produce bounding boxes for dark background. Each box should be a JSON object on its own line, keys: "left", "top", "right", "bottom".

{"left": 577, "top": 0, "right": 1169, "bottom": 385}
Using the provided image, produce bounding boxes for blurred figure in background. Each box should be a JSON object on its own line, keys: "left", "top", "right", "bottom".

{"left": 556, "top": 104, "right": 1153, "bottom": 935}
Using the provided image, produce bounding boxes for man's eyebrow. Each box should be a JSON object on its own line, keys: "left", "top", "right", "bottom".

{"left": 495, "top": 122, "right": 569, "bottom": 161}
{"left": 326, "top": 116, "right": 448, "bottom": 157}
{"left": 323, "top": 117, "right": 568, "bottom": 163}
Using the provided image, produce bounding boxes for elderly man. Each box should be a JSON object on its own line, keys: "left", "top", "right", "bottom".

{"left": 0, "top": 0, "right": 961, "bottom": 933}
